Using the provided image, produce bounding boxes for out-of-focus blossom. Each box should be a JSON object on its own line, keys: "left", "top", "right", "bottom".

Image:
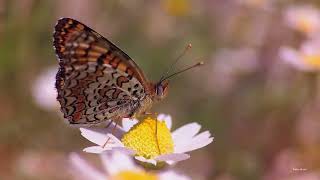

{"left": 16, "top": 151, "right": 69, "bottom": 179}
{"left": 213, "top": 48, "right": 259, "bottom": 75}
{"left": 70, "top": 151, "right": 191, "bottom": 180}
{"left": 31, "top": 66, "right": 59, "bottom": 111}
{"left": 279, "top": 38, "right": 320, "bottom": 71}
{"left": 79, "top": 114, "right": 213, "bottom": 166}
{"left": 284, "top": 4, "right": 320, "bottom": 37}
{"left": 163, "top": 0, "right": 190, "bottom": 16}
{"left": 205, "top": 48, "right": 259, "bottom": 94}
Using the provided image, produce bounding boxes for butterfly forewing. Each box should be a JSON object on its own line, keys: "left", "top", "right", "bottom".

{"left": 53, "top": 18, "right": 148, "bottom": 125}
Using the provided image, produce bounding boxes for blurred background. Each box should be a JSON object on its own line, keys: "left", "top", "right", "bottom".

{"left": 1, "top": 0, "right": 320, "bottom": 179}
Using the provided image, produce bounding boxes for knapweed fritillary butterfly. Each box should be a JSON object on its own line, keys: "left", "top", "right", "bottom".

{"left": 53, "top": 18, "right": 202, "bottom": 126}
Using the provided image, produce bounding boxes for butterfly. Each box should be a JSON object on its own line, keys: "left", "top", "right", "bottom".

{"left": 53, "top": 18, "right": 202, "bottom": 126}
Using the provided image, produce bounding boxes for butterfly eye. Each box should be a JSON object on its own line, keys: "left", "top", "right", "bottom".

{"left": 156, "top": 85, "right": 164, "bottom": 96}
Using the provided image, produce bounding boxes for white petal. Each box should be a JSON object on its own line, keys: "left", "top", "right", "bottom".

{"left": 103, "top": 123, "right": 126, "bottom": 138}
{"left": 83, "top": 146, "right": 108, "bottom": 154}
{"left": 183, "top": 137, "right": 214, "bottom": 153}
{"left": 80, "top": 127, "right": 124, "bottom": 148}
{"left": 175, "top": 131, "right": 214, "bottom": 153}
{"left": 172, "top": 123, "right": 202, "bottom": 152}
{"left": 159, "top": 171, "right": 191, "bottom": 180}
{"left": 80, "top": 128, "right": 109, "bottom": 146}
{"left": 279, "top": 47, "right": 311, "bottom": 71}
{"left": 69, "top": 153, "right": 106, "bottom": 180}
{"left": 134, "top": 156, "right": 157, "bottom": 165}
{"left": 157, "top": 114, "right": 172, "bottom": 129}
{"left": 101, "top": 151, "right": 139, "bottom": 175}
{"left": 111, "top": 147, "right": 136, "bottom": 155}
{"left": 122, "top": 118, "right": 138, "bottom": 132}
{"left": 155, "top": 153, "right": 190, "bottom": 164}
{"left": 95, "top": 133, "right": 125, "bottom": 150}
{"left": 172, "top": 122, "right": 201, "bottom": 140}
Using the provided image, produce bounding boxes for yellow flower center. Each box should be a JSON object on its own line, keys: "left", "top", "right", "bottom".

{"left": 297, "top": 15, "right": 314, "bottom": 34}
{"left": 163, "top": 0, "right": 190, "bottom": 16}
{"left": 121, "top": 117, "right": 174, "bottom": 159}
{"left": 303, "top": 53, "right": 320, "bottom": 68}
{"left": 112, "top": 170, "right": 158, "bottom": 180}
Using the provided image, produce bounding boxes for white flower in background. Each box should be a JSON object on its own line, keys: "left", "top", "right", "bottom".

{"left": 213, "top": 48, "right": 259, "bottom": 75}
{"left": 70, "top": 151, "right": 191, "bottom": 180}
{"left": 279, "top": 38, "right": 320, "bottom": 71}
{"left": 17, "top": 150, "right": 69, "bottom": 179}
{"left": 31, "top": 66, "right": 59, "bottom": 111}
{"left": 284, "top": 4, "right": 320, "bottom": 37}
{"left": 79, "top": 114, "right": 214, "bottom": 166}
{"left": 207, "top": 48, "right": 259, "bottom": 94}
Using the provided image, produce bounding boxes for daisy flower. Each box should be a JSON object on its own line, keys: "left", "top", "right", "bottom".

{"left": 284, "top": 4, "right": 320, "bottom": 37}
{"left": 279, "top": 38, "right": 320, "bottom": 71}
{"left": 79, "top": 114, "right": 214, "bottom": 166}
{"left": 70, "top": 151, "right": 190, "bottom": 180}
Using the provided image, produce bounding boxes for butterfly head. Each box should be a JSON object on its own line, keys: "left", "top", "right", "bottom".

{"left": 152, "top": 61, "right": 204, "bottom": 102}
{"left": 153, "top": 80, "right": 169, "bottom": 102}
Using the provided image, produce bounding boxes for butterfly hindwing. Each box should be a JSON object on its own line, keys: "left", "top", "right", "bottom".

{"left": 53, "top": 18, "right": 146, "bottom": 125}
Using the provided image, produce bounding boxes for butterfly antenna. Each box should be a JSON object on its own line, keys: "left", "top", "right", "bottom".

{"left": 159, "top": 43, "right": 192, "bottom": 82}
{"left": 161, "top": 61, "right": 204, "bottom": 82}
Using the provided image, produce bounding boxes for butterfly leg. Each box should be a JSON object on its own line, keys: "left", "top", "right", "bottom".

{"left": 105, "top": 119, "right": 114, "bottom": 129}
{"left": 102, "top": 120, "right": 118, "bottom": 148}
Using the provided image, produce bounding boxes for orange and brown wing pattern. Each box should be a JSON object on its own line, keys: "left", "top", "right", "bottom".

{"left": 53, "top": 18, "right": 146, "bottom": 125}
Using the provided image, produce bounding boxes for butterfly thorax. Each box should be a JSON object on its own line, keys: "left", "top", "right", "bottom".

{"left": 132, "top": 80, "right": 169, "bottom": 117}
{"left": 133, "top": 95, "right": 153, "bottom": 117}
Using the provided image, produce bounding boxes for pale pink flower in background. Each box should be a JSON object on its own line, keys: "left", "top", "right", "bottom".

{"left": 70, "top": 151, "right": 191, "bottom": 180}
{"left": 206, "top": 48, "right": 259, "bottom": 94}
{"left": 31, "top": 66, "right": 59, "bottom": 111}
{"left": 213, "top": 48, "right": 259, "bottom": 75}
{"left": 279, "top": 38, "right": 320, "bottom": 71}
{"left": 284, "top": 4, "right": 320, "bottom": 37}
{"left": 16, "top": 151, "right": 69, "bottom": 179}
{"left": 79, "top": 114, "right": 214, "bottom": 166}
